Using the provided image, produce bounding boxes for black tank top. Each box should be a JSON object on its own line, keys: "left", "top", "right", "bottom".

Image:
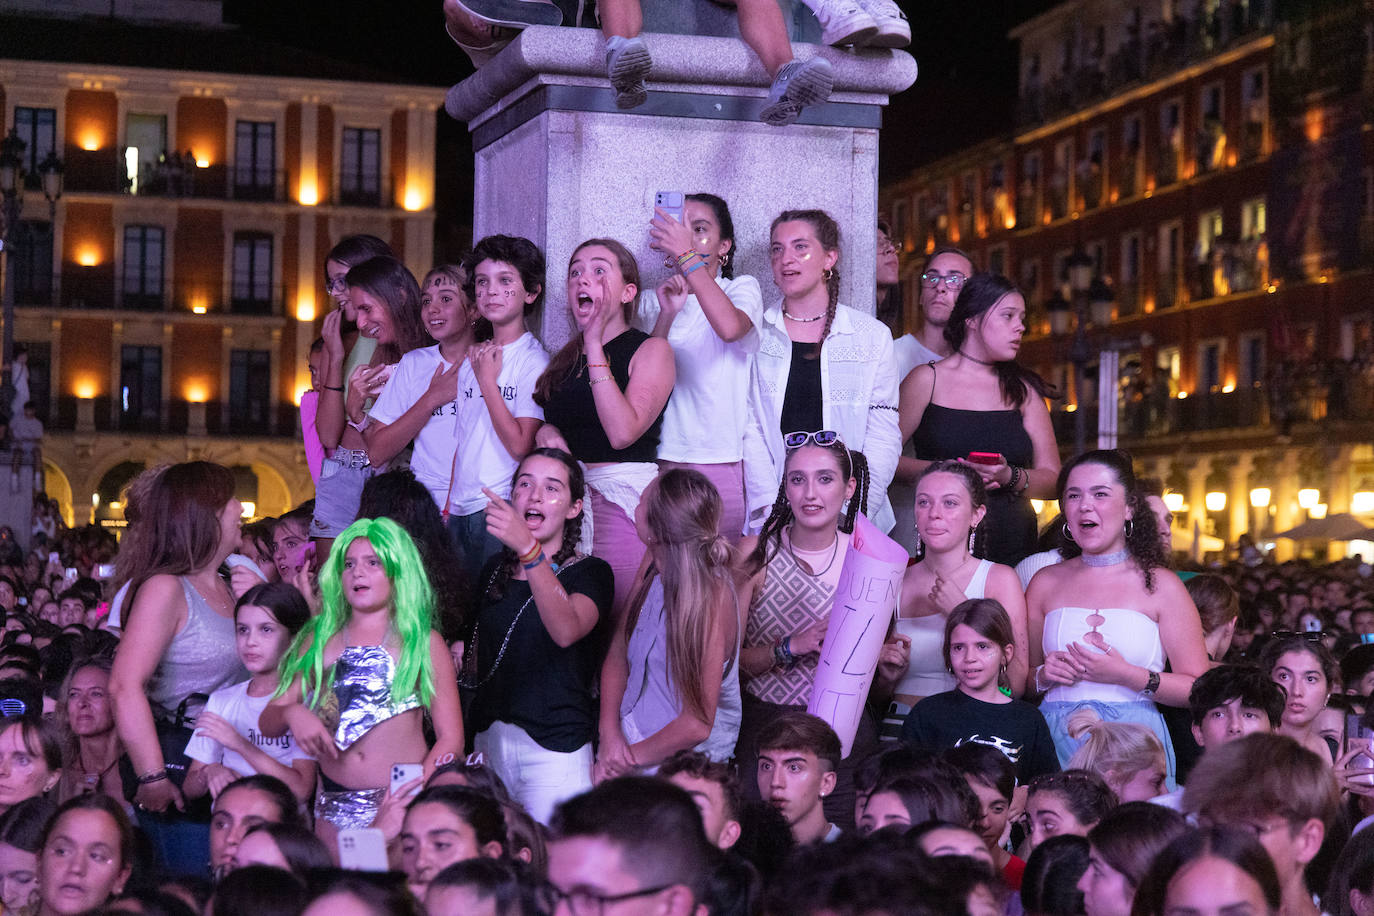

{"left": 543, "top": 329, "right": 665, "bottom": 463}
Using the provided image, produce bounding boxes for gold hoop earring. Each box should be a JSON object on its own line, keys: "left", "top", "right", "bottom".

{"left": 719, "top": 251, "right": 731, "bottom": 268}
{"left": 822, "top": 267, "right": 835, "bottom": 281}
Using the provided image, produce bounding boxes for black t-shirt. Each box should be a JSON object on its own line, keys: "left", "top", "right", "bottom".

{"left": 780, "top": 341, "right": 824, "bottom": 436}
{"left": 466, "top": 556, "right": 614, "bottom": 752}
{"left": 900, "top": 689, "right": 1061, "bottom": 784}
{"left": 541, "top": 329, "right": 664, "bottom": 463}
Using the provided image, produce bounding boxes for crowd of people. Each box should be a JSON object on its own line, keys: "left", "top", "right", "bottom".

{"left": 0, "top": 203, "right": 1372, "bottom": 916}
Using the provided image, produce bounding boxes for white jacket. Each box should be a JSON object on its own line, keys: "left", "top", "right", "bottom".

{"left": 743, "top": 301, "right": 901, "bottom": 534}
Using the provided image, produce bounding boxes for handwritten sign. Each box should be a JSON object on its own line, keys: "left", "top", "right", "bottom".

{"left": 807, "top": 513, "right": 906, "bottom": 757}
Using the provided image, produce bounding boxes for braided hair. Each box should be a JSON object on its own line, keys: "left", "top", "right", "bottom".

{"left": 745, "top": 440, "right": 871, "bottom": 577}
{"left": 772, "top": 209, "right": 841, "bottom": 360}
{"left": 483, "top": 448, "right": 585, "bottom": 604}
{"left": 687, "top": 193, "right": 737, "bottom": 280}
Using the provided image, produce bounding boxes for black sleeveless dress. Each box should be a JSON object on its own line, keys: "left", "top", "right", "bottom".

{"left": 910, "top": 379, "right": 1038, "bottom": 566}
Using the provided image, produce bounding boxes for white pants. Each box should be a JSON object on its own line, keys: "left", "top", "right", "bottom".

{"left": 474, "top": 721, "right": 593, "bottom": 825}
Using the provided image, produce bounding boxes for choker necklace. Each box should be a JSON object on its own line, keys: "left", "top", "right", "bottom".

{"left": 787, "top": 526, "right": 840, "bottom": 577}
{"left": 1082, "top": 548, "right": 1131, "bottom": 567}
{"left": 783, "top": 310, "right": 824, "bottom": 323}
{"left": 958, "top": 350, "right": 996, "bottom": 366}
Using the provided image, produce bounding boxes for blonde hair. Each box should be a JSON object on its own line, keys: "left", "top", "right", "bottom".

{"left": 624, "top": 469, "right": 736, "bottom": 722}
{"left": 1066, "top": 711, "right": 1165, "bottom": 792}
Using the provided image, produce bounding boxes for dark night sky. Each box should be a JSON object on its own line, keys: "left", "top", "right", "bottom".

{"left": 221, "top": 0, "right": 1056, "bottom": 248}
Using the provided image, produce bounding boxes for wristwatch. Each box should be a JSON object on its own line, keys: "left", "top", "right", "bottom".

{"left": 1142, "top": 669, "right": 1161, "bottom": 696}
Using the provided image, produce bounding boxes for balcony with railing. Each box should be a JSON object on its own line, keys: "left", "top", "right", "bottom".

{"left": 1051, "top": 363, "right": 1374, "bottom": 446}
{"left": 1017, "top": 5, "right": 1273, "bottom": 129}
{"left": 51, "top": 396, "right": 302, "bottom": 438}
{"left": 62, "top": 159, "right": 394, "bottom": 208}
{"left": 19, "top": 271, "right": 288, "bottom": 316}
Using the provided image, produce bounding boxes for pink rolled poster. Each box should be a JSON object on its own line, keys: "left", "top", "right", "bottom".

{"left": 806, "top": 512, "right": 907, "bottom": 757}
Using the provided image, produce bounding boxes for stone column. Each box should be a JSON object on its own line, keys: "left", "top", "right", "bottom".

{"left": 445, "top": 27, "right": 917, "bottom": 349}
{"left": 1186, "top": 458, "right": 1212, "bottom": 548}
{"left": 1227, "top": 452, "right": 1253, "bottom": 543}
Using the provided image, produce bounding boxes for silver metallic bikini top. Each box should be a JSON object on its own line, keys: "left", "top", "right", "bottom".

{"left": 328, "top": 644, "right": 421, "bottom": 750}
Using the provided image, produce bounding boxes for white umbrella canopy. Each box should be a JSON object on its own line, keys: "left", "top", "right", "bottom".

{"left": 1271, "top": 514, "right": 1374, "bottom": 541}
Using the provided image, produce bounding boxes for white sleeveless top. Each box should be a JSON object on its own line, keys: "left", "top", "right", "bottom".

{"left": 1042, "top": 606, "right": 1167, "bottom": 705}
{"left": 893, "top": 559, "right": 993, "bottom": 698}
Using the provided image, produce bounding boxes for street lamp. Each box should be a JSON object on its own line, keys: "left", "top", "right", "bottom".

{"left": 1066, "top": 248, "right": 1098, "bottom": 456}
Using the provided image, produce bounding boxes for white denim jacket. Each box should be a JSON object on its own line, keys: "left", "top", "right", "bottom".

{"left": 743, "top": 301, "right": 901, "bottom": 534}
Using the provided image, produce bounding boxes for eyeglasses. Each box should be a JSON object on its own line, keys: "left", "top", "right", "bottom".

{"left": 325, "top": 275, "right": 348, "bottom": 294}
{"left": 878, "top": 241, "right": 898, "bottom": 256}
{"left": 543, "top": 883, "right": 673, "bottom": 915}
{"left": 784, "top": 430, "right": 843, "bottom": 449}
{"left": 920, "top": 271, "right": 967, "bottom": 290}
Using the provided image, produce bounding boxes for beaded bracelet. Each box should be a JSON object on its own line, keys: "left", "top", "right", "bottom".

{"left": 586, "top": 362, "right": 610, "bottom": 369}
{"left": 590, "top": 375, "right": 615, "bottom": 385}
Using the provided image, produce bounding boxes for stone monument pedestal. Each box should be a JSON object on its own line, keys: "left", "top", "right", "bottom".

{"left": 445, "top": 26, "right": 916, "bottom": 347}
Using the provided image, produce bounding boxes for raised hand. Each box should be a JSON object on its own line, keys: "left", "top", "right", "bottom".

{"left": 656, "top": 275, "right": 689, "bottom": 322}
{"left": 482, "top": 487, "right": 537, "bottom": 554}
{"left": 649, "top": 207, "right": 694, "bottom": 259}
{"left": 473, "top": 342, "right": 504, "bottom": 389}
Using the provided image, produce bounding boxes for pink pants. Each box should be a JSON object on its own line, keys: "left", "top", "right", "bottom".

{"left": 589, "top": 487, "right": 648, "bottom": 618}
{"left": 657, "top": 460, "right": 747, "bottom": 544}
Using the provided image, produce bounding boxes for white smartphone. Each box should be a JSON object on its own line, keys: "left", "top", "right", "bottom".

{"left": 337, "top": 827, "right": 389, "bottom": 871}
{"left": 390, "top": 762, "right": 424, "bottom": 797}
{"left": 654, "top": 190, "right": 685, "bottom": 225}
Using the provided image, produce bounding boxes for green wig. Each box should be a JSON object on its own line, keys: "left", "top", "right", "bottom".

{"left": 276, "top": 517, "right": 437, "bottom": 710}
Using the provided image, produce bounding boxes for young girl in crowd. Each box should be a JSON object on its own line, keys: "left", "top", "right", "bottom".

{"left": 1077, "top": 802, "right": 1190, "bottom": 916}
{"left": 1259, "top": 634, "right": 1340, "bottom": 762}
{"left": 1065, "top": 715, "right": 1168, "bottom": 803}
{"left": 399, "top": 785, "right": 506, "bottom": 900}
{"left": 535, "top": 239, "right": 674, "bottom": 616}
{"left": 883, "top": 461, "right": 1029, "bottom": 736}
{"left": 1023, "top": 769, "right": 1117, "bottom": 853}
{"left": 898, "top": 272, "right": 1061, "bottom": 566}
{"left": 184, "top": 582, "right": 317, "bottom": 802}
{"left": 642, "top": 193, "right": 762, "bottom": 540}
{"left": 363, "top": 264, "right": 476, "bottom": 543}
{"left": 54, "top": 657, "right": 121, "bottom": 804}
{"left": 735, "top": 432, "right": 874, "bottom": 828}
{"left": 743, "top": 210, "right": 900, "bottom": 534}
{"left": 1028, "top": 449, "right": 1208, "bottom": 780}
{"left": 263, "top": 518, "right": 462, "bottom": 846}
{"left": 34, "top": 795, "right": 133, "bottom": 916}
{"left": 464, "top": 448, "right": 613, "bottom": 824}
{"left": 901, "top": 598, "right": 1058, "bottom": 784}
{"left": 598, "top": 469, "right": 740, "bottom": 779}
{"left": 208, "top": 775, "right": 301, "bottom": 881}
{"left": 0, "top": 797, "right": 53, "bottom": 915}
{"left": 312, "top": 257, "right": 430, "bottom": 543}
{"left": 945, "top": 742, "right": 1025, "bottom": 890}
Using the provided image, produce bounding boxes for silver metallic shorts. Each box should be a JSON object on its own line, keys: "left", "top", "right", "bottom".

{"left": 314, "top": 786, "right": 386, "bottom": 829}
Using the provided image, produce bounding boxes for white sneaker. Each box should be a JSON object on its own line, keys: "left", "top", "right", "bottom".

{"left": 759, "top": 57, "right": 834, "bottom": 127}
{"left": 810, "top": 0, "right": 879, "bottom": 47}
{"left": 855, "top": 0, "right": 910, "bottom": 48}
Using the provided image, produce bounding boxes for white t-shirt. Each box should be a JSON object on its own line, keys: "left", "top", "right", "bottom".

{"left": 369, "top": 344, "right": 464, "bottom": 509}
{"left": 371, "top": 335, "right": 549, "bottom": 516}
{"left": 636, "top": 274, "right": 763, "bottom": 464}
{"left": 450, "top": 332, "right": 549, "bottom": 515}
{"left": 184, "top": 679, "right": 312, "bottom": 777}
{"left": 893, "top": 333, "right": 944, "bottom": 381}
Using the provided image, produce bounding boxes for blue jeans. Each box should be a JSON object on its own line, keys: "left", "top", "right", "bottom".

{"left": 446, "top": 510, "right": 504, "bottom": 582}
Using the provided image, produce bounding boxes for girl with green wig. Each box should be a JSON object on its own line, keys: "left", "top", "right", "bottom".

{"left": 261, "top": 517, "right": 463, "bottom": 845}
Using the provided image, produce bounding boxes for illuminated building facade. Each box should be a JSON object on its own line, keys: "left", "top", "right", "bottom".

{"left": 0, "top": 0, "right": 444, "bottom": 525}
{"left": 881, "top": 0, "right": 1374, "bottom": 556}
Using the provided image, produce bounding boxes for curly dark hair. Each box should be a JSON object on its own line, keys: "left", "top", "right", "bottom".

{"left": 1056, "top": 449, "right": 1169, "bottom": 592}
